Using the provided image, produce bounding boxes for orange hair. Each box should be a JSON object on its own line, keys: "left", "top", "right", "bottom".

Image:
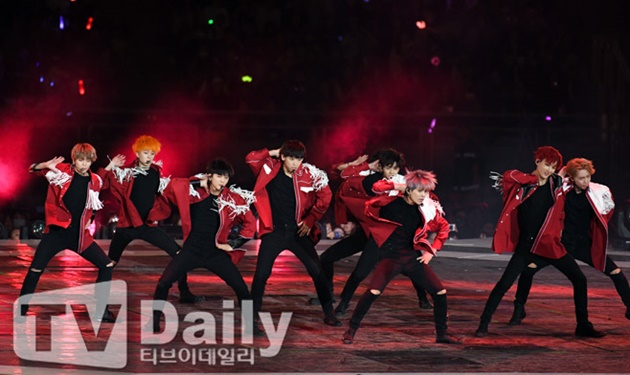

{"left": 566, "top": 158, "right": 595, "bottom": 178}
{"left": 71, "top": 143, "right": 97, "bottom": 162}
{"left": 132, "top": 135, "right": 161, "bottom": 153}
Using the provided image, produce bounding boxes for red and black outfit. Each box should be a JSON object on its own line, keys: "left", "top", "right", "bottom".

{"left": 514, "top": 181, "right": 630, "bottom": 319}
{"left": 320, "top": 162, "right": 378, "bottom": 298}
{"left": 245, "top": 148, "right": 337, "bottom": 322}
{"left": 477, "top": 170, "right": 598, "bottom": 336}
{"left": 20, "top": 163, "right": 113, "bottom": 316}
{"left": 336, "top": 177, "right": 444, "bottom": 313}
{"left": 344, "top": 180, "right": 454, "bottom": 343}
{"left": 152, "top": 177, "right": 256, "bottom": 329}
{"left": 99, "top": 160, "right": 194, "bottom": 298}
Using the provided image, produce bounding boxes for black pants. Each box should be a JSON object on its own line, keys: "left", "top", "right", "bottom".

{"left": 338, "top": 237, "right": 429, "bottom": 304}
{"left": 480, "top": 238, "right": 589, "bottom": 325}
{"left": 109, "top": 225, "right": 191, "bottom": 293}
{"left": 154, "top": 249, "right": 250, "bottom": 304}
{"left": 349, "top": 251, "right": 448, "bottom": 335}
{"left": 20, "top": 228, "right": 114, "bottom": 312}
{"left": 319, "top": 226, "right": 368, "bottom": 295}
{"left": 251, "top": 228, "right": 334, "bottom": 316}
{"left": 515, "top": 234, "right": 630, "bottom": 309}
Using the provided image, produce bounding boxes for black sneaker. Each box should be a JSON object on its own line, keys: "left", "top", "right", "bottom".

{"left": 575, "top": 322, "right": 606, "bottom": 338}
{"left": 334, "top": 300, "right": 350, "bottom": 317}
{"left": 179, "top": 292, "right": 205, "bottom": 304}
{"left": 308, "top": 297, "right": 336, "bottom": 306}
{"left": 342, "top": 328, "right": 356, "bottom": 344}
{"left": 508, "top": 301, "right": 526, "bottom": 325}
{"left": 419, "top": 298, "right": 433, "bottom": 310}
{"left": 436, "top": 332, "right": 463, "bottom": 344}
{"left": 474, "top": 321, "right": 489, "bottom": 337}
{"left": 324, "top": 314, "right": 342, "bottom": 327}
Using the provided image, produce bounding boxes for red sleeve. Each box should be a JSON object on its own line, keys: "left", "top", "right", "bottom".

{"left": 31, "top": 163, "right": 72, "bottom": 178}
{"left": 372, "top": 179, "right": 396, "bottom": 194}
{"left": 426, "top": 214, "right": 450, "bottom": 251}
{"left": 340, "top": 162, "right": 370, "bottom": 179}
{"left": 301, "top": 185, "right": 333, "bottom": 228}
{"left": 237, "top": 210, "right": 257, "bottom": 239}
{"left": 502, "top": 169, "right": 537, "bottom": 191}
{"left": 96, "top": 168, "right": 114, "bottom": 190}
{"left": 245, "top": 148, "right": 271, "bottom": 176}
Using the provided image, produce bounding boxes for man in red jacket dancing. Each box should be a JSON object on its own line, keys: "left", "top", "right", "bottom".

{"left": 151, "top": 159, "right": 256, "bottom": 333}
{"left": 510, "top": 157, "right": 630, "bottom": 324}
{"left": 475, "top": 146, "right": 603, "bottom": 338}
{"left": 246, "top": 140, "right": 340, "bottom": 326}
{"left": 19, "top": 143, "right": 115, "bottom": 322}
{"left": 101, "top": 135, "right": 200, "bottom": 303}
{"left": 341, "top": 170, "right": 460, "bottom": 344}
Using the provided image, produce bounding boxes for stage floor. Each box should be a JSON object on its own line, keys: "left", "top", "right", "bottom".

{"left": 1, "top": 238, "right": 630, "bottom": 374}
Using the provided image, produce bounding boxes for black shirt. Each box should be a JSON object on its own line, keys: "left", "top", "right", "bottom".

{"left": 267, "top": 171, "right": 297, "bottom": 229}
{"left": 563, "top": 188, "right": 593, "bottom": 238}
{"left": 518, "top": 178, "right": 554, "bottom": 241}
{"left": 63, "top": 172, "right": 90, "bottom": 236}
{"left": 130, "top": 167, "right": 159, "bottom": 222}
{"left": 185, "top": 194, "right": 220, "bottom": 255}
{"left": 362, "top": 172, "right": 383, "bottom": 197}
{"left": 379, "top": 197, "right": 423, "bottom": 252}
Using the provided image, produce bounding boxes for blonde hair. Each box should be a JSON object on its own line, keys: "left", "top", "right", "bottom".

{"left": 71, "top": 143, "right": 97, "bottom": 162}
{"left": 566, "top": 158, "right": 595, "bottom": 178}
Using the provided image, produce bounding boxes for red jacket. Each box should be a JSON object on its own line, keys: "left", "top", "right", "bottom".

{"left": 333, "top": 161, "right": 375, "bottom": 226}
{"left": 164, "top": 176, "right": 257, "bottom": 264}
{"left": 34, "top": 163, "right": 104, "bottom": 252}
{"left": 246, "top": 149, "right": 332, "bottom": 242}
{"left": 565, "top": 182, "right": 615, "bottom": 271}
{"left": 98, "top": 160, "right": 172, "bottom": 228}
{"left": 363, "top": 180, "right": 449, "bottom": 255}
{"left": 492, "top": 169, "right": 566, "bottom": 259}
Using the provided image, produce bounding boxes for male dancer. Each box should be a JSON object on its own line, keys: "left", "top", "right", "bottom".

{"left": 475, "top": 146, "right": 603, "bottom": 338}
{"left": 152, "top": 159, "right": 256, "bottom": 332}
{"left": 314, "top": 150, "right": 402, "bottom": 303}
{"left": 246, "top": 140, "right": 340, "bottom": 326}
{"left": 101, "top": 135, "right": 199, "bottom": 302}
{"left": 510, "top": 157, "right": 630, "bottom": 324}
{"left": 19, "top": 144, "right": 115, "bottom": 321}
{"left": 342, "top": 170, "right": 460, "bottom": 344}
{"left": 334, "top": 155, "right": 445, "bottom": 315}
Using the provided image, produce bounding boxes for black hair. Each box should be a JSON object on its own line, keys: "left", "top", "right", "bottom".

{"left": 374, "top": 148, "right": 405, "bottom": 169}
{"left": 207, "top": 158, "right": 234, "bottom": 178}
{"left": 280, "top": 140, "right": 306, "bottom": 159}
